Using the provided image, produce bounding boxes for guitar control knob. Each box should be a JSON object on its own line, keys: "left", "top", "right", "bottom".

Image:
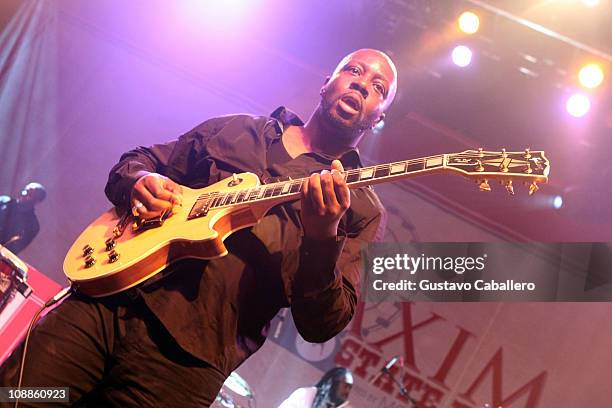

{"left": 504, "top": 180, "right": 514, "bottom": 195}
{"left": 84, "top": 255, "right": 96, "bottom": 268}
{"left": 83, "top": 245, "right": 94, "bottom": 256}
{"left": 105, "top": 238, "right": 116, "bottom": 251}
{"left": 108, "top": 250, "right": 120, "bottom": 263}
{"left": 228, "top": 173, "right": 243, "bottom": 187}
{"left": 478, "top": 180, "right": 491, "bottom": 192}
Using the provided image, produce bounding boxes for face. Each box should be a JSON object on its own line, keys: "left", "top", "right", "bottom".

{"left": 329, "top": 373, "right": 353, "bottom": 405}
{"left": 320, "top": 49, "right": 397, "bottom": 140}
{"left": 20, "top": 182, "right": 46, "bottom": 204}
{"left": 335, "top": 382, "right": 353, "bottom": 402}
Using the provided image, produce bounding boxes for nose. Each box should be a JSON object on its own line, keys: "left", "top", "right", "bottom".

{"left": 349, "top": 81, "right": 368, "bottom": 99}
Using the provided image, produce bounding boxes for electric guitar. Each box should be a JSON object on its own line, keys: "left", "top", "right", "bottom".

{"left": 63, "top": 149, "right": 550, "bottom": 297}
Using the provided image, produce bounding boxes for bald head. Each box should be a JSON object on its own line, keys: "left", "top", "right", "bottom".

{"left": 330, "top": 48, "right": 398, "bottom": 109}
{"left": 316, "top": 48, "right": 399, "bottom": 143}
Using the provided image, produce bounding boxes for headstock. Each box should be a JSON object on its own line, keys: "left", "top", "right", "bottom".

{"left": 446, "top": 148, "right": 550, "bottom": 195}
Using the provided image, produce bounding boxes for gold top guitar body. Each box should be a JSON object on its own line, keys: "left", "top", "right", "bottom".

{"left": 63, "top": 149, "right": 550, "bottom": 297}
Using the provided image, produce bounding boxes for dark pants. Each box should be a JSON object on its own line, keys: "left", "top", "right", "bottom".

{"left": 0, "top": 292, "right": 225, "bottom": 407}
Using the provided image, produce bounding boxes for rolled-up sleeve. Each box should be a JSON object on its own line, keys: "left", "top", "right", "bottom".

{"left": 290, "top": 187, "right": 386, "bottom": 343}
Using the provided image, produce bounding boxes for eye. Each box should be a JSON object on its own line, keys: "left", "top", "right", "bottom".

{"left": 373, "top": 83, "right": 386, "bottom": 96}
{"left": 347, "top": 66, "right": 361, "bottom": 75}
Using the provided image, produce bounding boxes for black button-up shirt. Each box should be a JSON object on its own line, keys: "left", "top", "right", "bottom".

{"left": 104, "top": 107, "right": 385, "bottom": 375}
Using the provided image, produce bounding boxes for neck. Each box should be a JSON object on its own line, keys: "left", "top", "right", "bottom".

{"left": 298, "top": 105, "right": 363, "bottom": 158}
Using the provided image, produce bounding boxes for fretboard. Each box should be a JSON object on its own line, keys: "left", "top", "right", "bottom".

{"left": 187, "top": 155, "right": 446, "bottom": 220}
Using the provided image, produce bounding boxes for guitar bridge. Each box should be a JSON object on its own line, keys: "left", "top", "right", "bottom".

{"left": 132, "top": 212, "right": 169, "bottom": 232}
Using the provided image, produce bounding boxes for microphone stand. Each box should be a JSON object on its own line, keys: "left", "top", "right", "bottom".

{"left": 382, "top": 367, "right": 419, "bottom": 408}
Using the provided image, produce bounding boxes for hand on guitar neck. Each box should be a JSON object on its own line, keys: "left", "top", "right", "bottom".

{"left": 300, "top": 159, "right": 350, "bottom": 240}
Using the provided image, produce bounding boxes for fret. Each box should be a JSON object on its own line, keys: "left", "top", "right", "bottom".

{"left": 263, "top": 186, "right": 275, "bottom": 198}
{"left": 272, "top": 184, "right": 284, "bottom": 196}
{"left": 223, "top": 192, "right": 235, "bottom": 205}
{"left": 248, "top": 189, "right": 261, "bottom": 201}
{"left": 390, "top": 162, "right": 406, "bottom": 174}
{"left": 346, "top": 172, "right": 360, "bottom": 183}
{"left": 359, "top": 167, "right": 374, "bottom": 180}
{"left": 281, "top": 182, "right": 291, "bottom": 194}
{"left": 236, "top": 190, "right": 248, "bottom": 203}
{"left": 215, "top": 194, "right": 226, "bottom": 207}
{"left": 289, "top": 181, "right": 302, "bottom": 193}
{"left": 406, "top": 161, "right": 425, "bottom": 172}
{"left": 373, "top": 165, "right": 390, "bottom": 179}
{"left": 425, "top": 156, "right": 443, "bottom": 168}
{"left": 211, "top": 195, "right": 223, "bottom": 208}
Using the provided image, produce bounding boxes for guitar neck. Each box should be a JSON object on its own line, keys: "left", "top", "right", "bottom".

{"left": 342, "top": 154, "right": 445, "bottom": 189}
{"left": 188, "top": 155, "right": 446, "bottom": 218}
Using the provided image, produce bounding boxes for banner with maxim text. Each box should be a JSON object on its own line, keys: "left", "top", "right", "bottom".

{"left": 261, "top": 301, "right": 612, "bottom": 407}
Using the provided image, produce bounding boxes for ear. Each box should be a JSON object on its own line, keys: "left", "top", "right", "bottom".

{"left": 320, "top": 76, "right": 331, "bottom": 95}
{"left": 371, "top": 112, "right": 386, "bottom": 128}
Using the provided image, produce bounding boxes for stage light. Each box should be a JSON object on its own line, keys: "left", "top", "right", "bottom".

{"left": 458, "top": 11, "right": 480, "bottom": 34}
{"left": 552, "top": 195, "right": 563, "bottom": 210}
{"left": 581, "top": 0, "right": 600, "bottom": 7}
{"left": 451, "top": 45, "right": 473, "bottom": 67}
{"left": 565, "top": 93, "right": 591, "bottom": 118}
{"left": 181, "top": 0, "right": 252, "bottom": 30}
{"left": 375, "top": 120, "right": 385, "bottom": 130}
{"left": 578, "top": 64, "right": 604, "bottom": 89}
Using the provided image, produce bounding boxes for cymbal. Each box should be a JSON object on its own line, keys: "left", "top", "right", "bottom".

{"left": 223, "top": 372, "right": 252, "bottom": 397}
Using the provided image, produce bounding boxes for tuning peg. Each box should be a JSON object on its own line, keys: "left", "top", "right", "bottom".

{"left": 528, "top": 182, "right": 539, "bottom": 196}
{"left": 478, "top": 147, "right": 484, "bottom": 158}
{"left": 478, "top": 180, "right": 491, "bottom": 192}
{"left": 524, "top": 147, "right": 531, "bottom": 159}
{"left": 503, "top": 180, "right": 514, "bottom": 195}
{"left": 501, "top": 148, "right": 507, "bottom": 158}
{"left": 476, "top": 160, "right": 484, "bottom": 172}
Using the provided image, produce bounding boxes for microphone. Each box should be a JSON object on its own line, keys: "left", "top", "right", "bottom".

{"left": 368, "top": 355, "right": 399, "bottom": 384}
{"left": 383, "top": 356, "right": 399, "bottom": 371}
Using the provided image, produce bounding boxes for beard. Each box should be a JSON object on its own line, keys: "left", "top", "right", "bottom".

{"left": 320, "top": 94, "right": 373, "bottom": 141}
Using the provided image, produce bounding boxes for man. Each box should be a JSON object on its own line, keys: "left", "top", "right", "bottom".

{"left": 278, "top": 367, "right": 354, "bottom": 408}
{"left": 0, "top": 48, "right": 397, "bottom": 406}
{"left": 0, "top": 183, "right": 46, "bottom": 254}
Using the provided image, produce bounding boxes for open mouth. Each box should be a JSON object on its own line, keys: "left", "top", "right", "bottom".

{"left": 338, "top": 94, "right": 362, "bottom": 115}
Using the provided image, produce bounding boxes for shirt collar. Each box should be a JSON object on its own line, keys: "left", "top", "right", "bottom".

{"left": 269, "top": 106, "right": 363, "bottom": 169}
